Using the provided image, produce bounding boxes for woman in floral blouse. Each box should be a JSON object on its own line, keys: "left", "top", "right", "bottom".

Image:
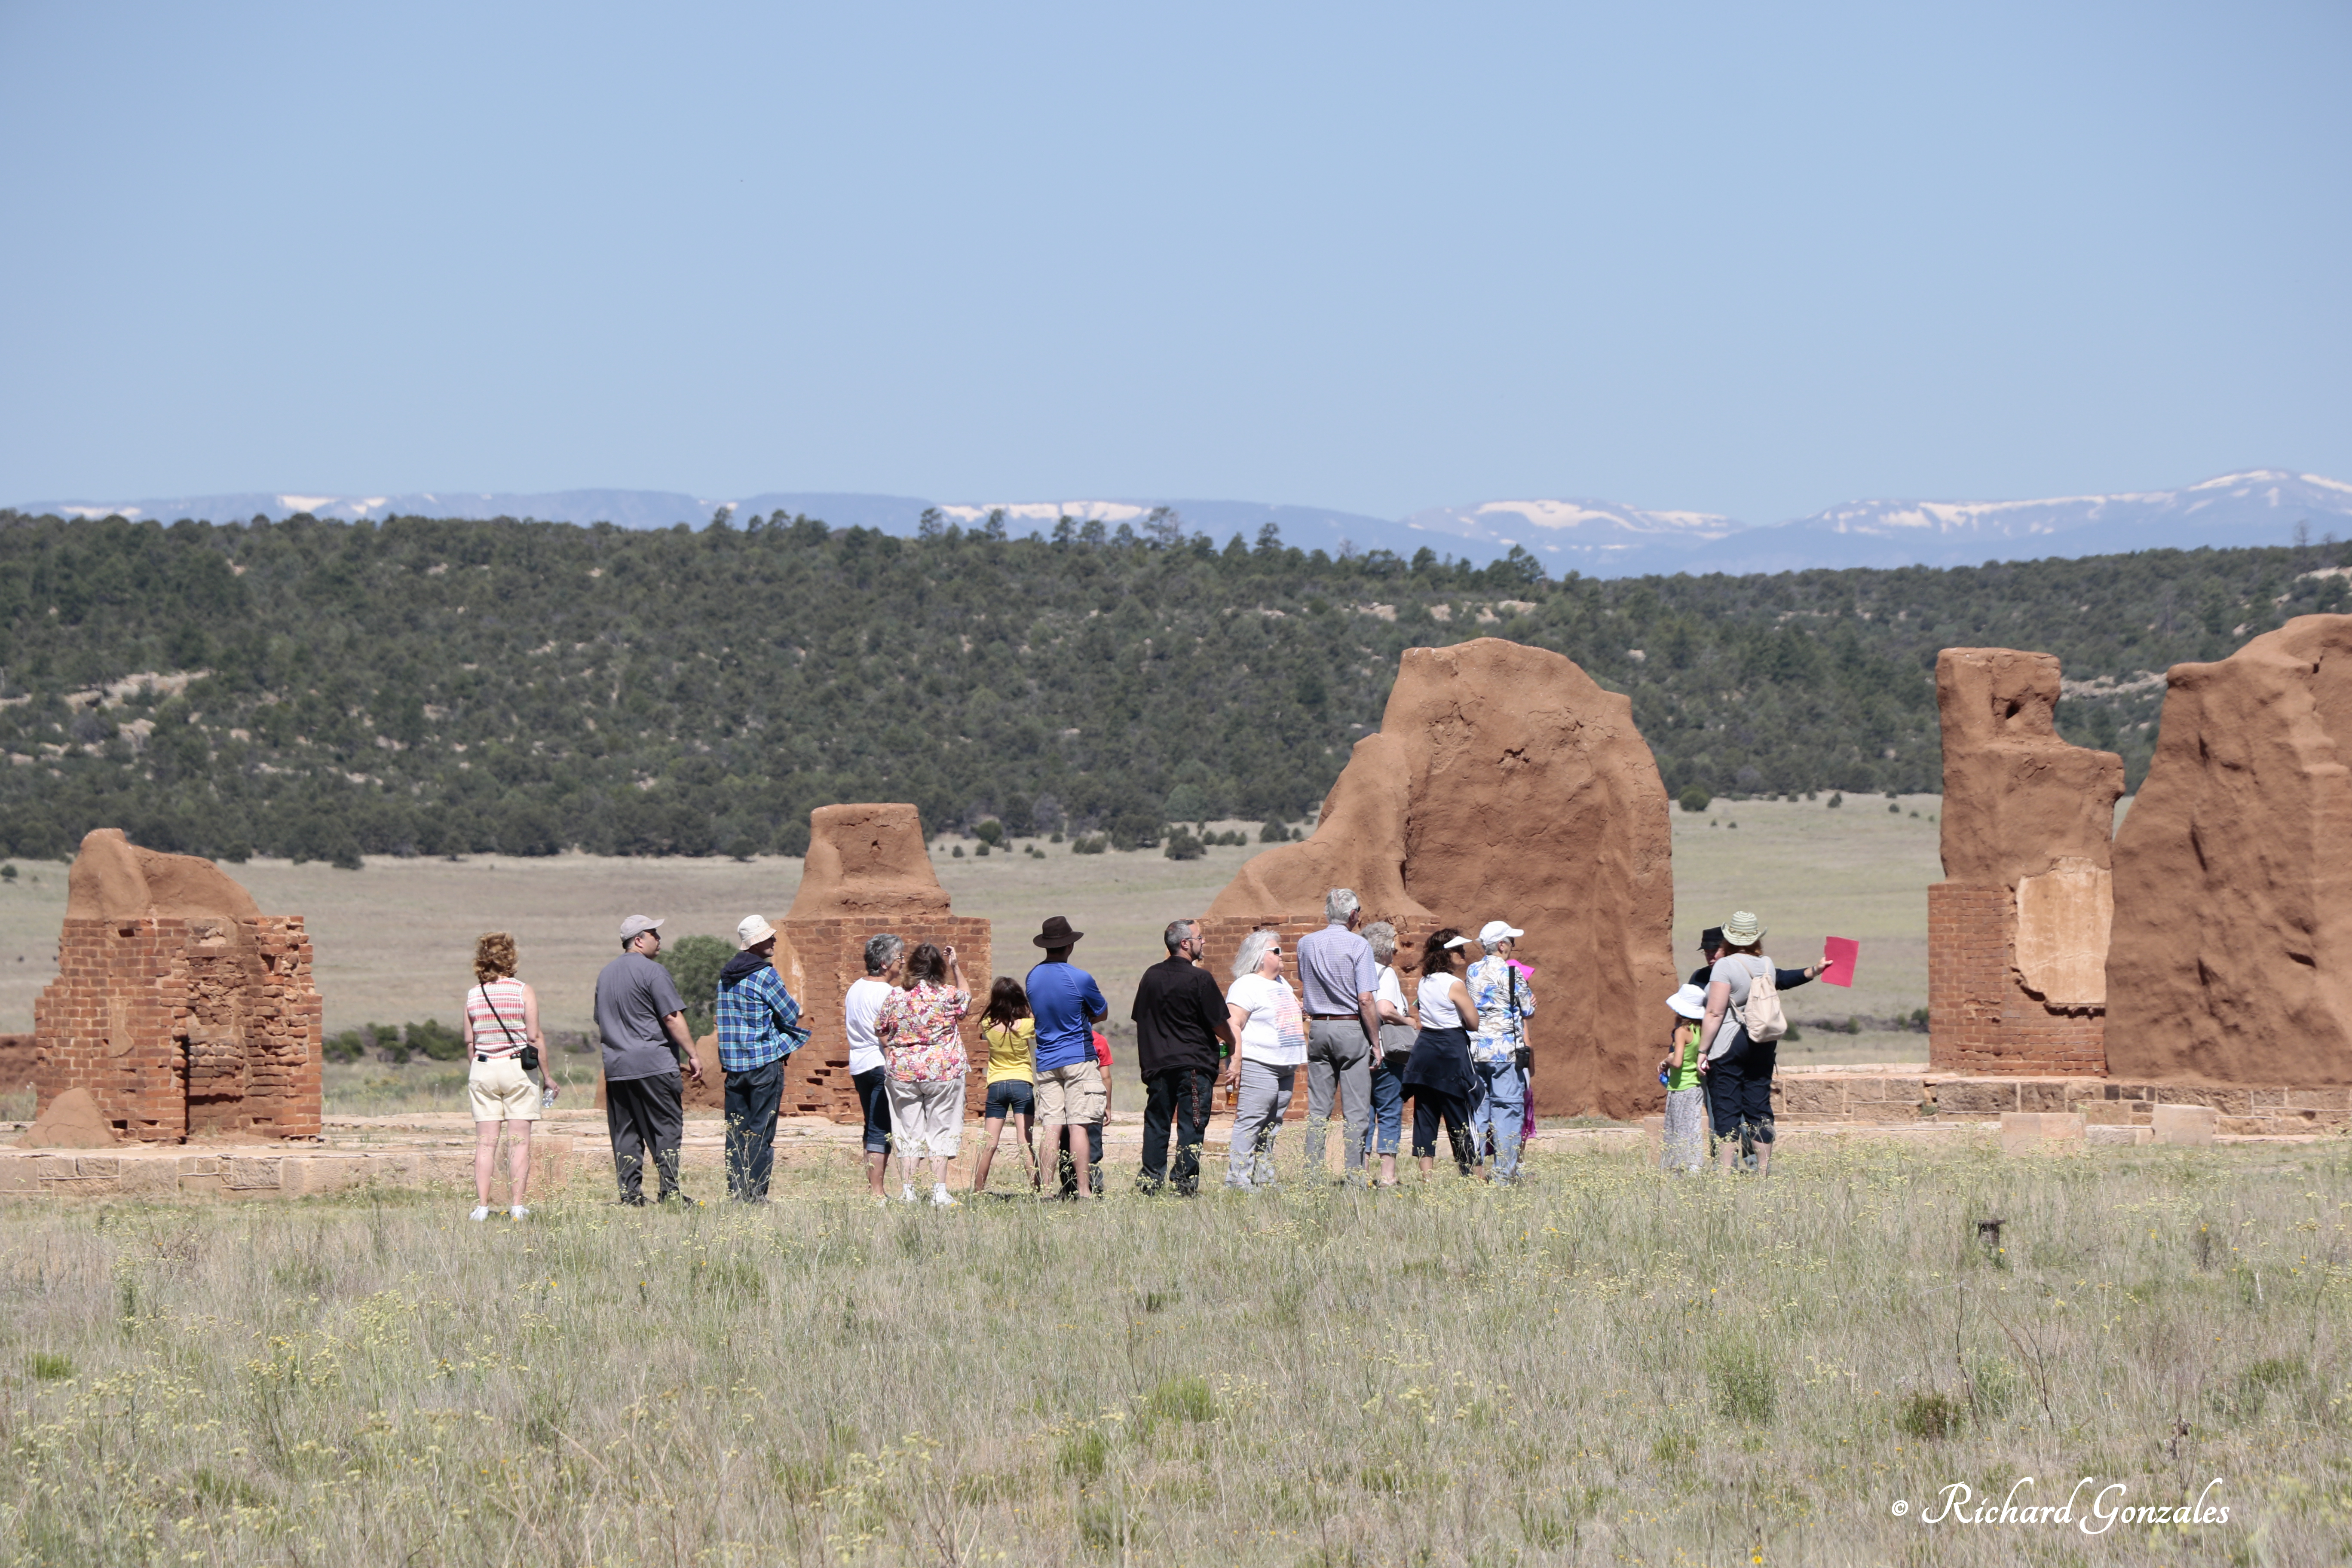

{"left": 876, "top": 941, "right": 972, "bottom": 1207}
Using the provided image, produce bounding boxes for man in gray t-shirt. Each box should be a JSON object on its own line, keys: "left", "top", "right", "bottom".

{"left": 1294, "top": 888, "right": 1384, "bottom": 1181}
{"left": 594, "top": 915, "right": 705, "bottom": 1205}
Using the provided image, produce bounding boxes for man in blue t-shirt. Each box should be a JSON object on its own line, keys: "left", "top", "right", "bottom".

{"left": 1025, "top": 914, "right": 1109, "bottom": 1201}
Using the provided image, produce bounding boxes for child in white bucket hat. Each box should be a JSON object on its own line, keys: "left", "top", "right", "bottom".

{"left": 1659, "top": 983, "right": 1709, "bottom": 1174}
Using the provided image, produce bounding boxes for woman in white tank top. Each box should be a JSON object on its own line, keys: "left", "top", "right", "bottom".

{"left": 1400, "top": 928, "right": 1482, "bottom": 1179}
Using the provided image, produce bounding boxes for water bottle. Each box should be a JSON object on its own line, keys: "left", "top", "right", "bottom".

{"left": 541, "top": 1084, "right": 558, "bottom": 1110}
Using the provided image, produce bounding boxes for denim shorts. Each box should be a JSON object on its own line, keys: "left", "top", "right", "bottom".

{"left": 984, "top": 1079, "right": 1035, "bottom": 1120}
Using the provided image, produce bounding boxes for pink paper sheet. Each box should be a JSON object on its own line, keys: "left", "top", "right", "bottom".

{"left": 1820, "top": 937, "right": 1858, "bottom": 987}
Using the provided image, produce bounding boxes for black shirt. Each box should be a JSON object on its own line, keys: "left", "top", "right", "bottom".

{"left": 1130, "top": 956, "right": 1229, "bottom": 1078}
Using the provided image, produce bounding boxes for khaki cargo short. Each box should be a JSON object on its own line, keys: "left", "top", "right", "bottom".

{"left": 1035, "top": 1060, "right": 1106, "bottom": 1127}
{"left": 469, "top": 1056, "right": 541, "bottom": 1122}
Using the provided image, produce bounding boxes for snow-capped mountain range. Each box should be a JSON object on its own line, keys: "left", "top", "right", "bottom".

{"left": 18, "top": 470, "right": 2351, "bottom": 580}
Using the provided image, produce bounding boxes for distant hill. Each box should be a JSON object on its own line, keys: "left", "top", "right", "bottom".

{"left": 0, "top": 505, "right": 2345, "bottom": 867}
{"left": 25, "top": 469, "right": 2352, "bottom": 575}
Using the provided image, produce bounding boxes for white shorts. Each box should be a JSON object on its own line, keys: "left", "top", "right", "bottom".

{"left": 469, "top": 1057, "right": 541, "bottom": 1123}
{"left": 885, "top": 1076, "right": 965, "bottom": 1158}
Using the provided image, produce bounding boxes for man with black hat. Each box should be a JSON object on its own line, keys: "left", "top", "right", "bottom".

{"left": 1026, "top": 915, "right": 1109, "bottom": 1200}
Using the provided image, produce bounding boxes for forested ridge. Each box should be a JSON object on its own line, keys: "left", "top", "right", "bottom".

{"left": 0, "top": 505, "right": 2344, "bottom": 867}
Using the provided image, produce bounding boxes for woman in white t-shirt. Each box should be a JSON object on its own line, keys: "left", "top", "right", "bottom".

{"left": 1222, "top": 928, "right": 1306, "bottom": 1191}
{"left": 1400, "top": 928, "right": 1482, "bottom": 1178}
{"left": 1360, "top": 921, "right": 1414, "bottom": 1187}
{"left": 845, "top": 933, "right": 910, "bottom": 1203}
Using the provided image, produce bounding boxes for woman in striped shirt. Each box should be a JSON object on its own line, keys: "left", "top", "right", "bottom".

{"left": 463, "top": 931, "right": 549, "bottom": 1221}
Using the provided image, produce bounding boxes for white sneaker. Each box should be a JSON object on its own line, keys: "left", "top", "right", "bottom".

{"left": 930, "top": 1185, "right": 959, "bottom": 1208}
{"left": 509, "top": 1205, "right": 530, "bottom": 1220}
{"left": 901, "top": 1183, "right": 918, "bottom": 1204}
{"left": 468, "top": 1205, "right": 490, "bottom": 1222}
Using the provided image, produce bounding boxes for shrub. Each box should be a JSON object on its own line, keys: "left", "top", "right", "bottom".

{"left": 405, "top": 1019, "right": 466, "bottom": 1063}
{"left": 1259, "top": 820, "right": 1289, "bottom": 843}
{"left": 656, "top": 935, "right": 733, "bottom": 1035}
{"left": 1896, "top": 1389, "right": 1963, "bottom": 1440}
{"left": 952, "top": 844, "right": 965, "bottom": 858}
{"left": 1110, "top": 812, "right": 1162, "bottom": 851}
{"left": 1827, "top": 793, "right": 1844, "bottom": 808}
{"left": 323, "top": 1029, "right": 369, "bottom": 1065}
{"left": 974, "top": 843, "right": 989, "bottom": 856}
{"left": 1706, "top": 1335, "right": 1776, "bottom": 1424}
{"left": 1072, "top": 835, "right": 1108, "bottom": 855}
{"left": 1678, "top": 787, "right": 1711, "bottom": 813}
{"left": 974, "top": 819, "right": 1004, "bottom": 847}
{"left": 1142, "top": 1373, "right": 1217, "bottom": 1423}
{"left": 1164, "top": 828, "right": 1205, "bottom": 861}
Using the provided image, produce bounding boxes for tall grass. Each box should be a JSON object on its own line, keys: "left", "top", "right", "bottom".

{"left": 0, "top": 1139, "right": 2343, "bottom": 1564}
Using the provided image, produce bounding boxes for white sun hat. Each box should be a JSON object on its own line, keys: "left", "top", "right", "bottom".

{"left": 736, "top": 914, "right": 778, "bottom": 949}
{"left": 1666, "top": 983, "right": 1708, "bottom": 1019}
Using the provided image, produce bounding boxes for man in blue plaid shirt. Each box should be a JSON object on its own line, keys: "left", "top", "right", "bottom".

{"left": 715, "top": 913, "right": 808, "bottom": 1202}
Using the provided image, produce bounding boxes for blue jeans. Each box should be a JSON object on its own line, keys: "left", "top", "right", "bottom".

{"left": 1470, "top": 1060, "right": 1526, "bottom": 1181}
{"left": 1363, "top": 1057, "right": 1404, "bottom": 1158}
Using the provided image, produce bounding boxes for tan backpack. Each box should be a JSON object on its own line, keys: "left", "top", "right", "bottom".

{"left": 1732, "top": 957, "right": 1787, "bottom": 1044}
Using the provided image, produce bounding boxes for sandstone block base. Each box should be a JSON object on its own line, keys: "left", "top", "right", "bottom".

{"left": 2153, "top": 1104, "right": 2218, "bottom": 1147}
{"left": 2085, "top": 1124, "right": 2153, "bottom": 1147}
{"left": 1999, "top": 1111, "right": 2086, "bottom": 1155}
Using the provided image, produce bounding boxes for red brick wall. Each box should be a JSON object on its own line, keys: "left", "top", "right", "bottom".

{"left": 780, "top": 916, "right": 995, "bottom": 1121}
{"left": 1928, "top": 882, "right": 2105, "bottom": 1076}
{"left": 32, "top": 913, "right": 323, "bottom": 1142}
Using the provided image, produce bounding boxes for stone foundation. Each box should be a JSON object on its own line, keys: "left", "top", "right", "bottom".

{"left": 1768, "top": 1065, "right": 2348, "bottom": 1139}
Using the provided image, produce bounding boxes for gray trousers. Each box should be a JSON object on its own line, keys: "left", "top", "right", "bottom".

{"left": 1226, "top": 1059, "right": 1295, "bottom": 1189}
{"left": 1303, "top": 1018, "right": 1373, "bottom": 1176}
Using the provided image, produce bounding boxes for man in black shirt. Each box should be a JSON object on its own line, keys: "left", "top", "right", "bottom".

{"left": 1131, "top": 918, "right": 1237, "bottom": 1196}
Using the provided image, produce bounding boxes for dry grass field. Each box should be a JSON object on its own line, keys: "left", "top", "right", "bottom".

{"left": 0, "top": 1137, "right": 2338, "bottom": 1565}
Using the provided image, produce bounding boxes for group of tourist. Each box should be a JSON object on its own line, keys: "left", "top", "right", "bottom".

{"left": 456, "top": 889, "right": 1809, "bottom": 1215}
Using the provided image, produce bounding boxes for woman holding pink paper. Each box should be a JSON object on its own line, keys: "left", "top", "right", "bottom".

{"left": 1697, "top": 911, "right": 1825, "bottom": 1176}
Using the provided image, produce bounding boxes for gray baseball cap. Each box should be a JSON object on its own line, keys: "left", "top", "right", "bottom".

{"left": 619, "top": 914, "right": 665, "bottom": 943}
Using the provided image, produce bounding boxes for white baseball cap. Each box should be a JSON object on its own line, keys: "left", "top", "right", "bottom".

{"left": 737, "top": 914, "right": 778, "bottom": 949}
{"left": 1477, "top": 920, "right": 1524, "bottom": 946}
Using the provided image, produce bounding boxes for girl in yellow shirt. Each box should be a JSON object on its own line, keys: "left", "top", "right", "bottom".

{"left": 973, "top": 977, "right": 1041, "bottom": 1193}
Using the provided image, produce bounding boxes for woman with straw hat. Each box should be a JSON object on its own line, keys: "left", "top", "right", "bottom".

{"left": 1697, "top": 910, "right": 1803, "bottom": 1175}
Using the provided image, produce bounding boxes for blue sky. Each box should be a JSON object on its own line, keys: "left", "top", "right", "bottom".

{"left": 2, "top": 1, "right": 2345, "bottom": 524}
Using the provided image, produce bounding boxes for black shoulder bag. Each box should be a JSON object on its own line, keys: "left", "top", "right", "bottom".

{"left": 481, "top": 985, "right": 541, "bottom": 1075}
{"left": 1509, "top": 968, "right": 1533, "bottom": 1073}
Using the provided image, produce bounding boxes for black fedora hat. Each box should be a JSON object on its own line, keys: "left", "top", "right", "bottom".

{"left": 1034, "top": 915, "right": 1084, "bottom": 949}
{"left": 1700, "top": 927, "right": 1725, "bottom": 951}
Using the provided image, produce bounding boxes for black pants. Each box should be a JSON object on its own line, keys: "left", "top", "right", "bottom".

{"left": 724, "top": 1058, "right": 785, "bottom": 1203}
{"left": 1409, "top": 1089, "right": 1477, "bottom": 1172}
{"left": 1057, "top": 1121, "right": 1105, "bottom": 1196}
{"left": 1706, "top": 1029, "right": 1777, "bottom": 1145}
{"left": 606, "top": 1071, "right": 686, "bottom": 1204}
{"left": 1139, "top": 1066, "right": 1215, "bottom": 1194}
